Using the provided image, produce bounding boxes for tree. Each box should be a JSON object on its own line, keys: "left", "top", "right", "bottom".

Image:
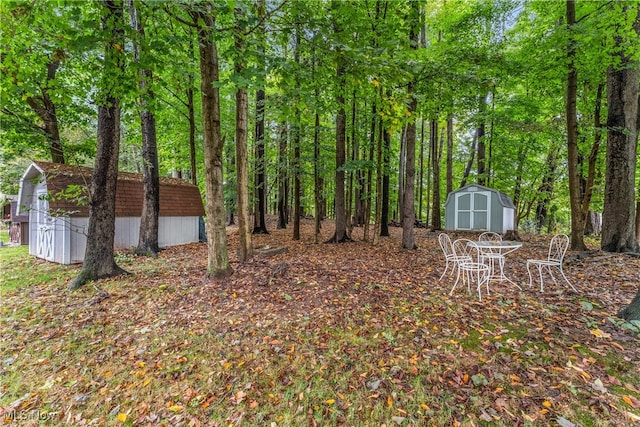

{"left": 401, "top": 0, "right": 419, "bottom": 250}
{"left": 70, "top": 0, "right": 127, "bottom": 290}
{"left": 252, "top": 0, "right": 269, "bottom": 235}
{"left": 602, "top": 3, "right": 639, "bottom": 255}
{"left": 130, "top": 0, "right": 160, "bottom": 258}
{"left": 234, "top": 4, "right": 253, "bottom": 262}
{"left": 566, "top": 0, "right": 587, "bottom": 251}
{"left": 190, "top": 3, "right": 233, "bottom": 278}
{"left": 326, "top": 0, "right": 350, "bottom": 243}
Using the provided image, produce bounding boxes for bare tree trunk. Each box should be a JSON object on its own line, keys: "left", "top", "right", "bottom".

{"left": 567, "top": 0, "right": 587, "bottom": 251}
{"left": 418, "top": 117, "right": 425, "bottom": 220}
{"left": 374, "top": 95, "right": 384, "bottom": 244}
{"left": 234, "top": 6, "right": 253, "bottom": 262}
{"left": 130, "top": 0, "right": 160, "bottom": 258}
{"left": 446, "top": 114, "right": 453, "bottom": 198}
{"left": 380, "top": 114, "right": 391, "bottom": 237}
{"left": 314, "top": 110, "right": 322, "bottom": 243}
{"left": 70, "top": 0, "right": 126, "bottom": 290}
{"left": 253, "top": 0, "right": 268, "bottom": 234}
{"left": 327, "top": 0, "right": 350, "bottom": 243}
{"left": 293, "top": 27, "right": 302, "bottom": 241}
{"left": 460, "top": 126, "right": 476, "bottom": 188}
{"left": 187, "top": 39, "right": 197, "bottom": 186}
{"left": 476, "top": 95, "right": 487, "bottom": 186}
{"left": 277, "top": 121, "right": 288, "bottom": 229}
{"left": 602, "top": 3, "right": 639, "bottom": 254}
{"left": 253, "top": 87, "right": 268, "bottom": 234}
{"left": 193, "top": 5, "right": 232, "bottom": 278}
{"left": 534, "top": 144, "right": 558, "bottom": 232}
{"left": 398, "top": 125, "right": 406, "bottom": 222}
{"left": 430, "top": 119, "right": 442, "bottom": 229}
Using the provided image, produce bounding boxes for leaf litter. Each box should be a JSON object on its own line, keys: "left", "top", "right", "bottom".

{"left": 1, "top": 217, "right": 639, "bottom": 426}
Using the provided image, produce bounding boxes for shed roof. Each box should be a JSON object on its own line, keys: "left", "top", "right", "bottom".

{"left": 19, "top": 161, "right": 204, "bottom": 217}
{"left": 445, "top": 184, "right": 515, "bottom": 209}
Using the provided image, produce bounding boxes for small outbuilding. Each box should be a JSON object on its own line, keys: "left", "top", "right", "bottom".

{"left": 444, "top": 184, "right": 515, "bottom": 234}
{"left": 17, "top": 161, "right": 205, "bottom": 264}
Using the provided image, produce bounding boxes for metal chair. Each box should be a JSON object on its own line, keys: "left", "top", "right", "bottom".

{"left": 438, "top": 233, "right": 471, "bottom": 281}
{"left": 478, "top": 232, "right": 504, "bottom": 283}
{"left": 526, "top": 234, "right": 577, "bottom": 292}
{"left": 478, "top": 232, "right": 502, "bottom": 242}
{"left": 450, "top": 239, "right": 490, "bottom": 300}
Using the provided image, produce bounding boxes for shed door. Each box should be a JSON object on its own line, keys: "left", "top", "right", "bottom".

{"left": 455, "top": 191, "right": 490, "bottom": 230}
{"left": 35, "top": 190, "right": 55, "bottom": 262}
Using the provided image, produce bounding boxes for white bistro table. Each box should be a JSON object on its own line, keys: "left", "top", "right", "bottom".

{"left": 472, "top": 240, "right": 523, "bottom": 289}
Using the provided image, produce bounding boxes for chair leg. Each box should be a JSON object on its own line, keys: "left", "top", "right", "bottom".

{"left": 538, "top": 265, "right": 545, "bottom": 292}
{"left": 449, "top": 266, "right": 461, "bottom": 295}
{"left": 527, "top": 262, "right": 534, "bottom": 287}
{"left": 558, "top": 265, "right": 577, "bottom": 292}
{"left": 439, "top": 259, "right": 449, "bottom": 281}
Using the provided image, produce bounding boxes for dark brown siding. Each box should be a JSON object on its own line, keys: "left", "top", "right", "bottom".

{"left": 34, "top": 161, "right": 204, "bottom": 218}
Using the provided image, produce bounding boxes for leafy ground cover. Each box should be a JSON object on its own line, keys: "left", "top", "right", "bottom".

{"left": 1, "top": 218, "right": 639, "bottom": 426}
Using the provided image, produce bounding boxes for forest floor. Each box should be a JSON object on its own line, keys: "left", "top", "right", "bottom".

{"left": 1, "top": 217, "right": 639, "bottom": 426}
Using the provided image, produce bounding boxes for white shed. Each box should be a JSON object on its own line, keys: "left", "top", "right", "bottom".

{"left": 17, "top": 161, "right": 205, "bottom": 264}
{"left": 444, "top": 184, "right": 516, "bottom": 233}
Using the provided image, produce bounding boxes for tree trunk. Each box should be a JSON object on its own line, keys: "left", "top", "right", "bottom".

{"left": 327, "top": 0, "right": 350, "bottom": 243}
{"left": 380, "top": 116, "right": 391, "bottom": 237}
{"left": 253, "top": 0, "right": 268, "bottom": 234}
{"left": 566, "top": 0, "right": 587, "bottom": 251}
{"left": 277, "top": 121, "right": 288, "bottom": 229}
{"left": 253, "top": 88, "right": 268, "bottom": 234}
{"left": 187, "top": 39, "right": 197, "bottom": 186}
{"left": 130, "top": 0, "right": 160, "bottom": 258}
{"left": 476, "top": 95, "right": 487, "bottom": 186}
{"left": 70, "top": 0, "right": 126, "bottom": 290}
{"left": 430, "top": 119, "right": 442, "bottom": 229}
{"left": 534, "top": 144, "right": 558, "bottom": 232}
{"left": 446, "top": 114, "right": 453, "bottom": 196}
{"left": 314, "top": 109, "right": 322, "bottom": 243}
{"left": 373, "top": 101, "right": 383, "bottom": 244}
{"left": 397, "top": 125, "right": 406, "bottom": 222}
{"left": 418, "top": 117, "right": 425, "bottom": 220}
{"left": 460, "top": 125, "right": 476, "bottom": 188}
{"left": 234, "top": 7, "right": 253, "bottom": 261}
{"left": 402, "top": 0, "right": 419, "bottom": 250}
{"left": 193, "top": 5, "right": 232, "bottom": 278}
{"left": 293, "top": 27, "right": 302, "bottom": 241}
{"left": 602, "top": 3, "right": 640, "bottom": 254}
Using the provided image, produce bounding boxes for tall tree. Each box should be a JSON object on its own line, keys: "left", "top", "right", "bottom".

{"left": 566, "top": 0, "right": 587, "bottom": 251}
{"left": 130, "top": 0, "right": 160, "bottom": 258}
{"left": 191, "top": 3, "right": 232, "bottom": 278}
{"left": 70, "top": 0, "right": 127, "bottom": 290}
{"left": 252, "top": 0, "right": 269, "bottom": 235}
{"left": 292, "top": 26, "right": 302, "bottom": 241}
{"left": 327, "top": 0, "right": 350, "bottom": 243}
{"left": 401, "top": 0, "right": 419, "bottom": 250}
{"left": 234, "top": 4, "right": 253, "bottom": 262}
{"left": 602, "top": 3, "right": 640, "bottom": 255}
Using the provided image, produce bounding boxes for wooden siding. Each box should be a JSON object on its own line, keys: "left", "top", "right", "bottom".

{"left": 33, "top": 161, "right": 204, "bottom": 218}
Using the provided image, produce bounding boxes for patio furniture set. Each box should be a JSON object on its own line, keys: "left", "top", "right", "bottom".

{"left": 439, "top": 232, "right": 576, "bottom": 301}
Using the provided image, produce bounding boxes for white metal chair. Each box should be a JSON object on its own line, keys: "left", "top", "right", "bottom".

{"left": 526, "top": 234, "right": 577, "bottom": 292}
{"left": 478, "top": 232, "right": 502, "bottom": 242}
{"left": 438, "top": 233, "right": 471, "bottom": 281}
{"left": 478, "top": 232, "right": 505, "bottom": 283}
{"left": 450, "top": 239, "right": 490, "bottom": 300}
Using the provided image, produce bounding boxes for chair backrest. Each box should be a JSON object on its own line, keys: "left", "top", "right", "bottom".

{"left": 548, "top": 234, "right": 569, "bottom": 263}
{"left": 438, "top": 233, "right": 454, "bottom": 257}
{"left": 453, "top": 238, "right": 480, "bottom": 261}
{"left": 479, "top": 232, "right": 502, "bottom": 242}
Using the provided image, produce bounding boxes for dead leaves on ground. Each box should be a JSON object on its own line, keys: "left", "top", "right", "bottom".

{"left": 1, "top": 218, "right": 639, "bottom": 426}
